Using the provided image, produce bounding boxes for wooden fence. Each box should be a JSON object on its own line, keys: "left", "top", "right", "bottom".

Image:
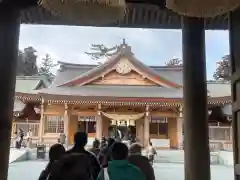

{"left": 209, "top": 126, "right": 232, "bottom": 151}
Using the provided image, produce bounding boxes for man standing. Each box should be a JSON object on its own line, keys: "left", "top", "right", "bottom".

{"left": 66, "top": 132, "right": 100, "bottom": 180}
{"left": 97, "top": 142, "right": 146, "bottom": 180}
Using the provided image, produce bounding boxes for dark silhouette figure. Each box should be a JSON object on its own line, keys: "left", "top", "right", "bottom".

{"left": 98, "top": 138, "right": 115, "bottom": 167}
{"left": 100, "top": 136, "right": 107, "bottom": 149}
{"left": 47, "top": 153, "right": 93, "bottom": 180}
{"left": 66, "top": 132, "right": 100, "bottom": 180}
{"left": 38, "top": 144, "right": 66, "bottom": 180}
{"left": 128, "top": 143, "right": 155, "bottom": 180}
{"left": 89, "top": 138, "right": 101, "bottom": 156}
{"left": 97, "top": 142, "right": 146, "bottom": 180}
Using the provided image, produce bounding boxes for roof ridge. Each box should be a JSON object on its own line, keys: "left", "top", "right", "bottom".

{"left": 58, "top": 62, "right": 183, "bottom": 69}
{"left": 207, "top": 80, "right": 230, "bottom": 84}
{"left": 16, "top": 75, "right": 42, "bottom": 80}
{"left": 57, "top": 52, "right": 122, "bottom": 86}
{"left": 58, "top": 61, "right": 97, "bottom": 68}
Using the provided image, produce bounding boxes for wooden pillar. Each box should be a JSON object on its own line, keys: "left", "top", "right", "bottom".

{"left": 229, "top": 8, "right": 240, "bottom": 179}
{"left": 39, "top": 99, "right": 45, "bottom": 144}
{"left": 182, "top": 17, "right": 210, "bottom": 180}
{"left": 0, "top": 5, "right": 20, "bottom": 180}
{"left": 12, "top": 122, "right": 17, "bottom": 136}
{"left": 144, "top": 105, "right": 150, "bottom": 147}
{"left": 177, "top": 117, "right": 183, "bottom": 149}
{"left": 64, "top": 103, "right": 69, "bottom": 148}
{"left": 68, "top": 115, "right": 78, "bottom": 145}
{"left": 96, "top": 111, "right": 103, "bottom": 139}
{"left": 136, "top": 119, "right": 144, "bottom": 145}
{"left": 168, "top": 118, "right": 178, "bottom": 148}
{"left": 102, "top": 117, "right": 110, "bottom": 137}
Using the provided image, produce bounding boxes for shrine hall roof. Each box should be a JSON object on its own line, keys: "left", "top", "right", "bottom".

{"left": 35, "top": 62, "right": 230, "bottom": 99}
{"left": 15, "top": 75, "right": 51, "bottom": 93}
{"left": 38, "top": 85, "right": 183, "bottom": 98}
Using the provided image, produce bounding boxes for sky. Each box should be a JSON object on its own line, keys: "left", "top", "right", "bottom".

{"left": 19, "top": 25, "right": 230, "bottom": 80}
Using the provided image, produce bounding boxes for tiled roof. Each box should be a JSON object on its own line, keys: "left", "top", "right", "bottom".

{"left": 15, "top": 75, "right": 51, "bottom": 93}
{"left": 39, "top": 85, "right": 182, "bottom": 98}
{"left": 40, "top": 62, "right": 230, "bottom": 99}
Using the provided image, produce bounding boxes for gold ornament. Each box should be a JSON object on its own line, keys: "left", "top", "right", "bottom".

{"left": 166, "top": 0, "right": 240, "bottom": 18}
{"left": 38, "top": 0, "right": 127, "bottom": 25}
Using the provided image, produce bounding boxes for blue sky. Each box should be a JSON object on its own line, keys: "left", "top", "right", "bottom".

{"left": 19, "top": 25, "right": 229, "bottom": 80}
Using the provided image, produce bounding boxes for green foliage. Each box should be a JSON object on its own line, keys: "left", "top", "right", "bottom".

{"left": 85, "top": 44, "right": 118, "bottom": 61}
{"left": 213, "top": 55, "right": 230, "bottom": 80}
{"left": 38, "top": 54, "right": 57, "bottom": 79}
{"left": 16, "top": 46, "right": 38, "bottom": 76}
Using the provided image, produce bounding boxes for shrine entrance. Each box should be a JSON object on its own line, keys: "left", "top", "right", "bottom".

{"left": 109, "top": 120, "right": 136, "bottom": 141}
{"left": 101, "top": 112, "right": 144, "bottom": 142}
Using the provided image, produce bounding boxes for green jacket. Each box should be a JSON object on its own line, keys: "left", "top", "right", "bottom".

{"left": 97, "top": 160, "right": 146, "bottom": 180}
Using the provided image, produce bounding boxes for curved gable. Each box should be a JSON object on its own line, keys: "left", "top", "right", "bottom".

{"left": 58, "top": 43, "right": 182, "bottom": 88}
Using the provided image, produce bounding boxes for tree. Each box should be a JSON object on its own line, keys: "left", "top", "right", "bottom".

{"left": 213, "top": 55, "right": 231, "bottom": 80}
{"left": 165, "top": 58, "right": 182, "bottom": 66}
{"left": 85, "top": 44, "right": 118, "bottom": 61}
{"left": 22, "top": 47, "right": 38, "bottom": 76}
{"left": 38, "top": 54, "right": 57, "bottom": 78}
{"left": 16, "top": 47, "right": 38, "bottom": 76}
{"left": 16, "top": 50, "right": 25, "bottom": 76}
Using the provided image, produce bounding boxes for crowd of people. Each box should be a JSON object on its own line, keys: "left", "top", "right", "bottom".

{"left": 38, "top": 132, "right": 157, "bottom": 180}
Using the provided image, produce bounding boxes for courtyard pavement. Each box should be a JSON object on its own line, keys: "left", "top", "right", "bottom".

{"left": 8, "top": 161, "right": 234, "bottom": 180}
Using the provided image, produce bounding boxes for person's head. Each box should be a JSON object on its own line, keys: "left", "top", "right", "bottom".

{"left": 47, "top": 154, "right": 92, "bottom": 180}
{"left": 74, "top": 132, "right": 88, "bottom": 148}
{"left": 107, "top": 138, "right": 115, "bottom": 148}
{"left": 111, "top": 142, "right": 128, "bottom": 160}
{"left": 129, "top": 143, "right": 142, "bottom": 155}
{"left": 49, "top": 144, "right": 66, "bottom": 163}
{"left": 92, "top": 139, "right": 100, "bottom": 149}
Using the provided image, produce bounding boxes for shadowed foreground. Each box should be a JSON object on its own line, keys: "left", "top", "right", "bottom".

{"left": 7, "top": 161, "right": 233, "bottom": 180}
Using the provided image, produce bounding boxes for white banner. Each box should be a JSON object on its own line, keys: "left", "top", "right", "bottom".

{"left": 101, "top": 111, "right": 145, "bottom": 121}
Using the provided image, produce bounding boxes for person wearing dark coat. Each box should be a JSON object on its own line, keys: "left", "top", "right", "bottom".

{"left": 98, "top": 138, "right": 115, "bottom": 167}
{"left": 47, "top": 153, "right": 93, "bottom": 180}
{"left": 97, "top": 142, "right": 146, "bottom": 180}
{"left": 128, "top": 143, "right": 155, "bottom": 180}
{"left": 66, "top": 132, "right": 101, "bottom": 180}
{"left": 38, "top": 144, "right": 66, "bottom": 180}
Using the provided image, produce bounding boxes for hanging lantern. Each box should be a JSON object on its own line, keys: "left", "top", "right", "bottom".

{"left": 166, "top": 0, "right": 240, "bottom": 18}
{"left": 38, "top": 0, "right": 127, "bottom": 25}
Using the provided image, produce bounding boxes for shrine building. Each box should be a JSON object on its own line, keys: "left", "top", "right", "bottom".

{"left": 13, "top": 42, "right": 232, "bottom": 149}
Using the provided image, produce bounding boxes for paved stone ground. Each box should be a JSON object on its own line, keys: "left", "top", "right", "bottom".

{"left": 8, "top": 161, "right": 234, "bottom": 180}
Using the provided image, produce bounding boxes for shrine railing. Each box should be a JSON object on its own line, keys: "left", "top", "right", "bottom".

{"left": 209, "top": 126, "right": 233, "bottom": 151}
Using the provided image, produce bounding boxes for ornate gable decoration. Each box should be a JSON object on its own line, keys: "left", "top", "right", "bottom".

{"left": 116, "top": 58, "right": 132, "bottom": 74}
